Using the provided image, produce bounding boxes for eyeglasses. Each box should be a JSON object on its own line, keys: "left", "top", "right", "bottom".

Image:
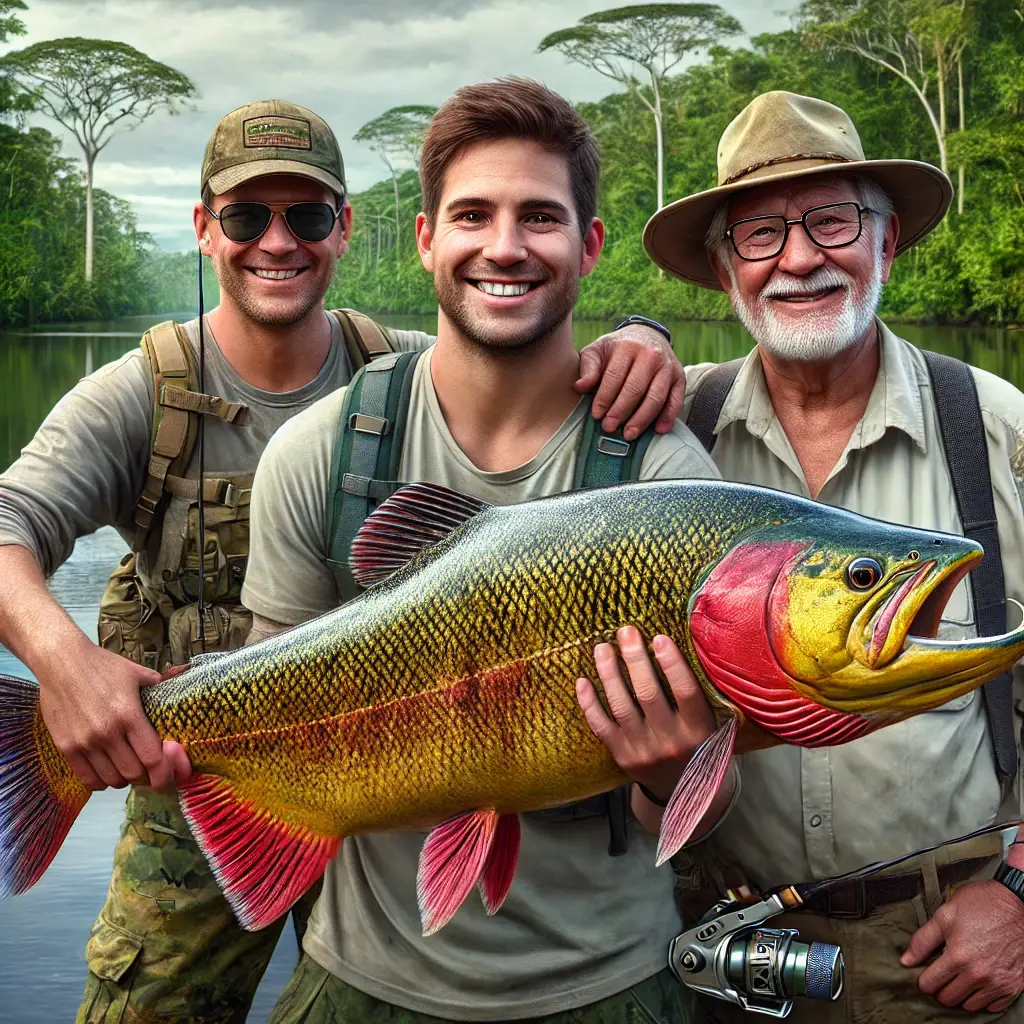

{"left": 726, "top": 202, "right": 875, "bottom": 262}
{"left": 203, "top": 201, "right": 342, "bottom": 244}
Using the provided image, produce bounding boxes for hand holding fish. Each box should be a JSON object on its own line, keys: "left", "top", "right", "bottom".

{"left": 901, "top": 878, "right": 1024, "bottom": 1013}
{"left": 577, "top": 627, "right": 721, "bottom": 813}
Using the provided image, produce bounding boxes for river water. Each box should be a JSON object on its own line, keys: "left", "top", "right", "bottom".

{"left": 0, "top": 312, "right": 1019, "bottom": 1022}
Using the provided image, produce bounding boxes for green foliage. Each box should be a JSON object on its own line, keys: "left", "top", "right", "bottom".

{"left": 0, "top": 118, "right": 198, "bottom": 325}
{"left": 347, "top": 0, "right": 1024, "bottom": 326}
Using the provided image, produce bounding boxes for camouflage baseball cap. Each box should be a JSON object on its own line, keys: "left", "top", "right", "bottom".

{"left": 201, "top": 99, "right": 346, "bottom": 198}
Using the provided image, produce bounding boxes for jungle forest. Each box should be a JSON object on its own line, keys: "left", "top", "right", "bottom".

{"left": 1, "top": 0, "right": 1023, "bottom": 328}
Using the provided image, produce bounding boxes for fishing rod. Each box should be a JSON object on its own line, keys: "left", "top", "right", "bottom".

{"left": 197, "top": 249, "right": 207, "bottom": 654}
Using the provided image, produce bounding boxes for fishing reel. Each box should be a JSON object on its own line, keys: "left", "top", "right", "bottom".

{"left": 668, "top": 890, "right": 843, "bottom": 1018}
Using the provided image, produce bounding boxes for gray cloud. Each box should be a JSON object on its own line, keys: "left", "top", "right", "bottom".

{"left": 4, "top": 0, "right": 796, "bottom": 250}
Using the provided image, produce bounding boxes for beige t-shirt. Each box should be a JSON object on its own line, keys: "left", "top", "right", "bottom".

{"left": 241, "top": 347, "right": 720, "bottom": 1020}
{"left": 680, "top": 321, "right": 1024, "bottom": 888}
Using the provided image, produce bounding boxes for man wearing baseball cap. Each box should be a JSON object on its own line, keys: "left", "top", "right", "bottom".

{"left": 0, "top": 99, "right": 689, "bottom": 1022}
{"left": 642, "top": 90, "right": 1024, "bottom": 1021}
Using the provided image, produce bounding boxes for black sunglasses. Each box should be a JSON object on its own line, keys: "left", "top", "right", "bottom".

{"left": 203, "top": 201, "right": 342, "bottom": 244}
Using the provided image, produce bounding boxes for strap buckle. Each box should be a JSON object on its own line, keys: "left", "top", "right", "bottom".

{"left": 821, "top": 879, "right": 867, "bottom": 919}
{"left": 349, "top": 413, "right": 390, "bottom": 436}
{"left": 596, "top": 436, "right": 631, "bottom": 458}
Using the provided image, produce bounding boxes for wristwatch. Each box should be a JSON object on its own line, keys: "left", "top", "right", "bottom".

{"left": 612, "top": 315, "right": 672, "bottom": 346}
{"left": 994, "top": 861, "right": 1024, "bottom": 905}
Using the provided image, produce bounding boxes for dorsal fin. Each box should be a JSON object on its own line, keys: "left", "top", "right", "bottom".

{"left": 349, "top": 482, "right": 491, "bottom": 587}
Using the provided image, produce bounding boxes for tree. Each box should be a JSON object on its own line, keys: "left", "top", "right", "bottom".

{"left": 1, "top": 38, "right": 196, "bottom": 282}
{"left": 354, "top": 105, "right": 437, "bottom": 252}
{"left": 801, "top": 0, "right": 973, "bottom": 185}
{"left": 538, "top": 4, "right": 742, "bottom": 216}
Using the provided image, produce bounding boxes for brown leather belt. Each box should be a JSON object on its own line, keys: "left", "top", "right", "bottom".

{"left": 797, "top": 856, "right": 993, "bottom": 918}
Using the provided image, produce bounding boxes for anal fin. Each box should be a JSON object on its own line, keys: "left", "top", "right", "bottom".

{"left": 417, "top": 808, "right": 519, "bottom": 936}
{"left": 179, "top": 774, "right": 340, "bottom": 931}
{"left": 656, "top": 716, "right": 738, "bottom": 866}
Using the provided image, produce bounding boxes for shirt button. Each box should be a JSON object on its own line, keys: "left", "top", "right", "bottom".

{"left": 809, "top": 814, "right": 823, "bottom": 828}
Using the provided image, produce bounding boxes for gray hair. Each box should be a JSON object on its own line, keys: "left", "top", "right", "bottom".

{"left": 704, "top": 173, "right": 895, "bottom": 269}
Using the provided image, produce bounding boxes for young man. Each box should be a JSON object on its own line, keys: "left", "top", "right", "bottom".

{"left": 0, "top": 100, "right": 693, "bottom": 1023}
{"left": 240, "top": 78, "right": 729, "bottom": 1023}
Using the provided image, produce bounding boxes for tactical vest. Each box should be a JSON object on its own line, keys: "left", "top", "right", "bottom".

{"left": 324, "top": 350, "right": 657, "bottom": 855}
{"left": 685, "top": 351, "right": 1018, "bottom": 780}
{"left": 97, "top": 309, "right": 395, "bottom": 672}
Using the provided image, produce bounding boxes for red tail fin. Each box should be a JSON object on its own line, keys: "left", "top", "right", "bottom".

{"left": 0, "top": 674, "right": 90, "bottom": 896}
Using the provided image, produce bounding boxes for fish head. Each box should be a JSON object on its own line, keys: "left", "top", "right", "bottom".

{"left": 687, "top": 511, "right": 1024, "bottom": 747}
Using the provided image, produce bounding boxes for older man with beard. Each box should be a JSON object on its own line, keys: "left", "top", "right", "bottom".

{"left": 642, "top": 91, "right": 1024, "bottom": 1022}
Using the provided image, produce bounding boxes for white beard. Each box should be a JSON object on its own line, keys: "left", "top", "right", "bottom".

{"left": 729, "top": 256, "right": 883, "bottom": 363}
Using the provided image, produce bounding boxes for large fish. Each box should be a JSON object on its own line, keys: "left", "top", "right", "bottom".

{"left": 2, "top": 480, "right": 1022, "bottom": 937}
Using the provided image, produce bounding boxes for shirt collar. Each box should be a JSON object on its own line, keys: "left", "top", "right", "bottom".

{"left": 713, "top": 319, "right": 928, "bottom": 455}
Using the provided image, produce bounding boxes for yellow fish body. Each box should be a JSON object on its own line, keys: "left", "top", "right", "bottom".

{"left": 2, "top": 480, "right": 1021, "bottom": 935}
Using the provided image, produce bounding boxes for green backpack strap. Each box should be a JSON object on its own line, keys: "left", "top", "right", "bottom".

{"left": 574, "top": 394, "right": 657, "bottom": 489}
{"left": 533, "top": 397, "right": 658, "bottom": 856}
{"left": 326, "top": 350, "right": 422, "bottom": 602}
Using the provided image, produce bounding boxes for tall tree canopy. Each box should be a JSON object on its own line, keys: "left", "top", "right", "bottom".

{"left": 538, "top": 4, "right": 741, "bottom": 216}
{"left": 1, "top": 37, "right": 197, "bottom": 281}
{"left": 354, "top": 105, "right": 437, "bottom": 251}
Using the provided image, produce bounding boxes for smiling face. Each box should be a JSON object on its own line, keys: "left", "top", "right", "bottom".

{"left": 416, "top": 138, "right": 603, "bottom": 352}
{"left": 711, "top": 175, "right": 898, "bottom": 362}
{"left": 196, "top": 173, "right": 351, "bottom": 328}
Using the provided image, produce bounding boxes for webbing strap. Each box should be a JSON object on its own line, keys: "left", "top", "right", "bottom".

{"left": 572, "top": 396, "right": 656, "bottom": 491}
{"left": 330, "top": 308, "right": 395, "bottom": 371}
{"left": 685, "top": 360, "right": 743, "bottom": 455}
{"left": 327, "top": 350, "right": 421, "bottom": 601}
{"left": 160, "top": 385, "right": 248, "bottom": 424}
{"left": 923, "top": 350, "right": 1017, "bottom": 778}
{"left": 132, "top": 322, "right": 196, "bottom": 546}
{"left": 164, "top": 474, "right": 251, "bottom": 507}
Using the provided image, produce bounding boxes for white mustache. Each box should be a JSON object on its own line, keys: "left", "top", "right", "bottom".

{"left": 760, "top": 267, "right": 854, "bottom": 300}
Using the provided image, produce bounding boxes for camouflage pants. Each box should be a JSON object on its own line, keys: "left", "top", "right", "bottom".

{"left": 267, "top": 955, "right": 704, "bottom": 1023}
{"left": 77, "top": 787, "right": 320, "bottom": 1024}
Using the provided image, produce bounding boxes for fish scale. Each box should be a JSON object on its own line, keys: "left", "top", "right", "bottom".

{"left": 4, "top": 479, "right": 1024, "bottom": 936}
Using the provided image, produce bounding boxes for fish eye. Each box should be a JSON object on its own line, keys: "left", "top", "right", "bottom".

{"left": 846, "top": 557, "right": 883, "bottom": 591}
{"left": 908, "top": 550, "right": 920, "bottom": 561}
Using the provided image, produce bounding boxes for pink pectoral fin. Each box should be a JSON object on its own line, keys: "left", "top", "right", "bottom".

{"left": 655, "top": 716, "right": 738, "bottom": 866}
{"left": 418, "top": 808, "right": 507, "bottom": 936}
{"left": 478, "top": 813, "right": 521, "bottom": 916}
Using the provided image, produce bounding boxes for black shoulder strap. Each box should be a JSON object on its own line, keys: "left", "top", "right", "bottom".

{"left": 922, "top": 349, "right": 1016, "bottom": 779}
{"left": 685, "top": 360, "right": 744, "bottom": 455}
{"left": 326, "top": 350, "right": 422, "bottom": 603}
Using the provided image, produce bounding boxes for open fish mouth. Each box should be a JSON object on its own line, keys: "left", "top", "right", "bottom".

{"left": 816, "top": 548, "right": 1024, "bottom": 714}
{"left": 851, "top": 552, "right": 980, "bottom": 670}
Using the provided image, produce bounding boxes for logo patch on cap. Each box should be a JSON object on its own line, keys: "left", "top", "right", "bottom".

{"left": 243, "top": 115, "right": 312, "bottom": 150}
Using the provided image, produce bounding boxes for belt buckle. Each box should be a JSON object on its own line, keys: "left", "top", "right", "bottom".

{"left": 824, "top": 879, "right": 868, "bottom": 919}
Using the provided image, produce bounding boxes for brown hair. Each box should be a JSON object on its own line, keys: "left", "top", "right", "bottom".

{"left": 420, "top": 77, "right": 600, "bottom": 236}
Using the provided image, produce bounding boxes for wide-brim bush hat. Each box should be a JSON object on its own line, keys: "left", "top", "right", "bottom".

{"left": 643, "top": 90, "right": 953, "bottom": 290}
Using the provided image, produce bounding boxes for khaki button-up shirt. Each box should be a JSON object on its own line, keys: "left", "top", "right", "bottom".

{"left": 683, "top": 321, "right": 1024, "bottom": 887}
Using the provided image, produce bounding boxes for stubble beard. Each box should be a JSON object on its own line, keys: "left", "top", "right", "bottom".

{"left": 215, "top": 256, "right": 337, "bottom": 328}
{"left": 729, "top": 251, "right": 884, "bottom": 363}
{"left": 435, "top": 268, "right": 579, "bottom": 353}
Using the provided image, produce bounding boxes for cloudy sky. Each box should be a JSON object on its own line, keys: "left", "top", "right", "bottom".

{"left": 3, "top": 0, "right": 796, "bottom": 251}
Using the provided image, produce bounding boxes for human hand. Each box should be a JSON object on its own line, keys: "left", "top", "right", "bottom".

{"left": 901, "top": 879, "right": 1024, "bottom": 1013}
{"left": 38, "top": 637, "right": 186, "bottom": 792}
{"left": 576, "top": 324, "right": 685, "bottom": 441}
{"left": 575, "top": 626, "right": 715, "bottom": 801}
